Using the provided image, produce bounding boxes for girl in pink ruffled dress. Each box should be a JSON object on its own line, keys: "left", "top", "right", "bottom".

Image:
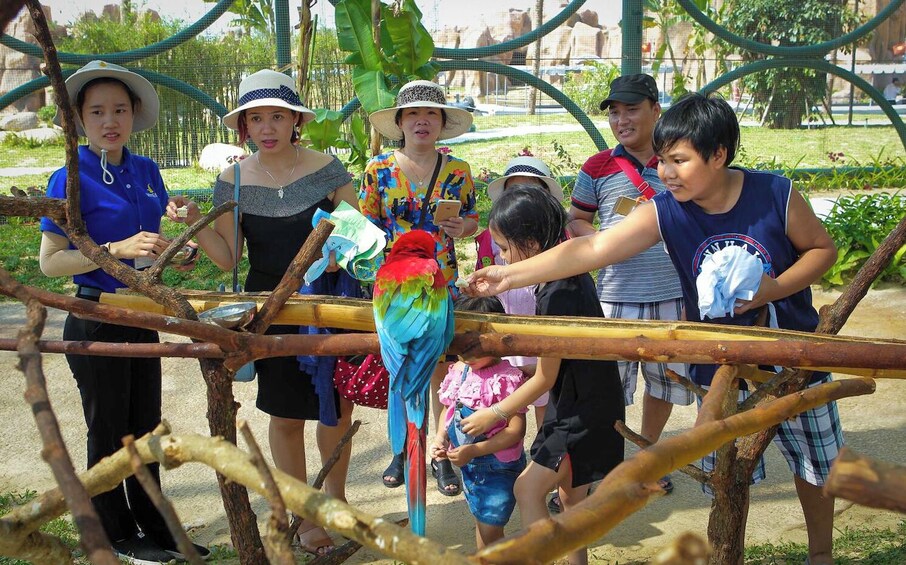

{"left": 431, "top": 295, "right": 527, "bottom": 549}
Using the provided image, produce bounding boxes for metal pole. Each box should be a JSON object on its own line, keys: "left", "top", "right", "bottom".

{"left": 275, "top": 0, "right": 291, "bottom": 72}
{"left": 848, "top": 0, "right": 858, "bottom": 125}
{"left": 622, "top": 0, "right": 643, "bottom": 75}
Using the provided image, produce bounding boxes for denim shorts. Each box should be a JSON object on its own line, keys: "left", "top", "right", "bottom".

{"left": 449, "top": 406, "right": 526, "bottom": 526}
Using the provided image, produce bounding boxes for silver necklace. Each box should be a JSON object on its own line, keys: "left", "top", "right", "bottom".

{"left": 257, "top": 146, "right": 299, "bottom": 198}
{"left": 401, "top": 152, "right": 434, "bottom": 187}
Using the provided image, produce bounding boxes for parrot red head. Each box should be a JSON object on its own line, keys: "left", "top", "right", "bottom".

{"left": 387, "top": 230, "right": 437, "bottom": 261}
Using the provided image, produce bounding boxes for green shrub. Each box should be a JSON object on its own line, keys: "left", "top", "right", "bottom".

{"left": 819, "top": 191, "right": 906, "bottom": 286}
{"left": 36, "top": 105, "right": 56, "bottom": 125}
{"left": 562, "top": 61, "right": 621, "bottom": 116}
{"left": 0, "top": 132, "right": 64, "bottom": 149}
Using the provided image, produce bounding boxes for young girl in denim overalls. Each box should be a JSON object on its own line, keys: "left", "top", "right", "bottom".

{"left": 431, "top": 295, "right": 527, "bottom": 548}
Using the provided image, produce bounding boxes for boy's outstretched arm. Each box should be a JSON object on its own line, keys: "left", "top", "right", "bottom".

{"left": 736, "top": 189, "right": 837, "bottom": 315}
{"left": 467, "top": 202, "right": 662, "bottom": 296}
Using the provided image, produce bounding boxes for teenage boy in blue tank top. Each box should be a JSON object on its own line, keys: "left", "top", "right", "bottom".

{"left": 467, "top": 92, "right": 842, "bottom": 565}
{"left": 568, "top": 74, "right": 690, "bottom": 497}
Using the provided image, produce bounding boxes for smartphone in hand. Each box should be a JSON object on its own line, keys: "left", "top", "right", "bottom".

{"left": 434, "top": 199, "right": 462, "bottom": 223}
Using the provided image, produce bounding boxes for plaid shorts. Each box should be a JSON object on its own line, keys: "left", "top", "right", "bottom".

{"left": 600, "top": 298, "right": 694, "bottom": 407}
{"left": 699, "top": 374, "right": 844, "bottom": 493}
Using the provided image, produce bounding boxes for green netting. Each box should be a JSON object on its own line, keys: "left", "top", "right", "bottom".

{"left": 1, "top": 0, "right": 904, "bottom": 199}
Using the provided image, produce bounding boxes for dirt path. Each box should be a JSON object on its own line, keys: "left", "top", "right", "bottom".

{"left": 1, "top": 285, "right": 905, "bottom": 563}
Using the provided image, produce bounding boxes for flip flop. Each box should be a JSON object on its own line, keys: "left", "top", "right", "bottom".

{"left": 658, "top": 474, "right": 675, "bottom": 494}
{"left": 382, "top": 452, "right": 404, "bottom": 488}
{"left": 295, "top": 522, "right": 335, "bottom": 556}
{"left": 431, "top": 458, "right": 462, "bottom": 496}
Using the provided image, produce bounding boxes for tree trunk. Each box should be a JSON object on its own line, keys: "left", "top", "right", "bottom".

{"left": 200, "top": 358, "right": 267, "bottom": 564}
{"left": 528, "top": 0, "right": 543, "bottom": 115}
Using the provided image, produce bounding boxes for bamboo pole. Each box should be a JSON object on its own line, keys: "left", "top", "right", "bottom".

{"left": 102, "top": 291, "right": 905, "bottom": 347}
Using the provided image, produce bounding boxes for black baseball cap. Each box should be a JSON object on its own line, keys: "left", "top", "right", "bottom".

{"left": 599, "top": 74, "right": 659, "bottom": 110}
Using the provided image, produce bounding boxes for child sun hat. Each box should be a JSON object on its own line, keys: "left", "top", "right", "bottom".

{"left": 222, "top": 69, "right": 316, "bottom": 131}
{"left": 487, "top": 156, "right": 564, "bottom": 202}
{"left": 368, "top": 80, "right": 473, "bottom": 141}
{"left": 54, "top": 60, "right": 160, "bottom": 135}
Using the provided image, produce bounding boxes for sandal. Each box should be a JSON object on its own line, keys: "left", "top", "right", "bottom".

{"left": 382, "top": 452, "right": 405, "bottom": 488}
{"left": 430, "top": 458, "right": 461, "bottom": 496}
{"left": 294, "top": 521, "right": 335, "bottom": 556}
{"left": 658, "top": 474, "right": 675, "bottom": 494}
{"left": 547, "top": 492, "right": 562, "bottom": 514}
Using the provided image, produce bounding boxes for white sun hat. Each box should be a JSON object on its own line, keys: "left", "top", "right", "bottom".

{"left": 221, "top": 69, "right": 316, "bottom": 131}
{"left": 53, "top": 60, "right": 160, "bottom": 136}
{"left": 368, "top": 80, "right": 473, "bottom": 141}
{"left": 486, "top": 156, "right": 565, "bottom": 202}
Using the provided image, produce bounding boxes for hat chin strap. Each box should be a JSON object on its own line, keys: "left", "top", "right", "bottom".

{"left": 99, "top": 149, "right": 114, "bottom": 185}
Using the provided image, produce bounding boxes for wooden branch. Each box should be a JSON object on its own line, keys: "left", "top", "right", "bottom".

{"left": 738, "top": 368, "right": 791, "bottom": 411}
{"left": 475, "top": 378, "right": 875, "bottom": 564}
{"left": 0, "top": 195, "right": 68, "bottom": 224}
{"left": 144, "top": 201, "right": 236, "bottom": 282}
{"left": 0, "top": 283, "right": 243, "bottom": 350}
{"left": 288, "top": 420, "right": 362, "bottom": 541}
{"left": 238, "top": 422, "right": 294, "bottom": 565}
{"left": 695, "top": 365, "right": 739, "bottom": 426}
{"left": 0, "top": 338, "right": 226, "bottom": 358}
{"left": 0, "top": 428, "right": 472, "bottom": 565}
{"left": 665, "top": 367, "right": 707, "bottom": 398}
{"left": 123, "top": 436, "right": 205, "bottom": 565}
{"left": 27, "top": 0, "right": 83, "bottom": 236}
{"left": 465, "top": 333, "right": 906, "bottom": 378}
{"left": 614, "top": 421, "right": 709, "bottom": 485}
{"left": 817, "top": 212, "right": 906, "bottom": 336}
{"left": 824, "top": 446, "right": 906, "bottom": 513}
{"left": 8, "top": 282, "right": 906, "bottom": 378}
{"left": 312, "top": 419, "right": 361, "bottom": 490}
{"left": 247, "top": 219, "right": 333, "bottom": 335}
{"left": 0, "top": 267, "right": 119, "bottom": 565}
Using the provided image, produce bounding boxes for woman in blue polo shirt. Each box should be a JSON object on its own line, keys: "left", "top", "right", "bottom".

{"left": 38, "top": 61, "right": 207, "bottom": 563}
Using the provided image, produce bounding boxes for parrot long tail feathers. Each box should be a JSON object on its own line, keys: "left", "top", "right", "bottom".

{"left": 405, "top": 418, "right": 428, "bottom": 536}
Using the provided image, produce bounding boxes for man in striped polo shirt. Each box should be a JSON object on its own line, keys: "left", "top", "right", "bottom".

{"left": 567, "top": 74, "right": 692, "bottom": 495}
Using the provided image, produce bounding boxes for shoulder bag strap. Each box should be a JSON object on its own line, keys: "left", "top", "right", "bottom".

{"left": 614, "top": 155, "right": 658, "bottom": 201}
{"left": 416, "top": 153, "right": 444, "bottom": 230}
{"left": 232, "top": 162, "right": 241, "bottom": 292}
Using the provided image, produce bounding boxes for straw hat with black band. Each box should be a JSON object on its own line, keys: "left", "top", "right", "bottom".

{"left": 368, "top": 80, "right": 473, "bottom": 141}
{"left": 222, "top": 69, "right": 315, "bottom": 131}
{"left": 487, "top": 156, "right": 565, "bottom": 202}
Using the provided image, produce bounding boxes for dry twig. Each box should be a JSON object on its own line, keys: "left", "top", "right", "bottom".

{"left": 238, "top": 421, "right": 294, "bottom": 565}
{"left": 123, "top": 436, "right": 204, "bottom": 565}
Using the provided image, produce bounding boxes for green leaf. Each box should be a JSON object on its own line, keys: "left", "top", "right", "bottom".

{"left": 413, "top": 62, "right": 439, "bottom": 81}
{"left": 352, "top": 68, "right": 396, "bottom": 114}
{"left": 335, "top": 0, "right": 383, "bottom": 71}
{"left": 383, "top": 9, "right": 433, "bottom": 74}
{"left": 302, "top": 108, "right": 345, "bottom": 152}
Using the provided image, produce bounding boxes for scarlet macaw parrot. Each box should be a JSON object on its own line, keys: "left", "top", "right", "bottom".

{"left": 372, "top": 230, "right": 455, "bottom": 536}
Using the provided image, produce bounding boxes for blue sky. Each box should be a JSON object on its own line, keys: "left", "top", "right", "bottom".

{"left": 39, "top": 0, "right": 619, "bottom": 33}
